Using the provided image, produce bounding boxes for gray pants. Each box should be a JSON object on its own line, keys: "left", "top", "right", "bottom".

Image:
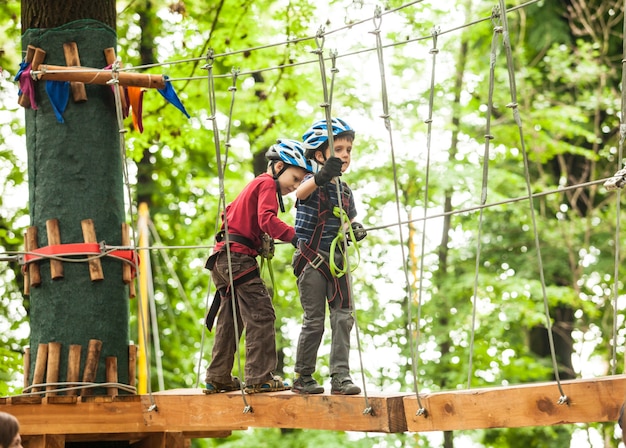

{"left": 292, "top": 250, "right": 354, "bottom": 378}
{"left": 205, "top": 251, "right": 277, "bottom": 386}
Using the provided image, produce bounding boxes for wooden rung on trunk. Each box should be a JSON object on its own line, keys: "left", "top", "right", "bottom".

{"left": 121, "top": 223, "right": 136, "bottom": 298}
{"left": 46, "top": 219, "right": 63, "bottom": 280}
{"left": 45, "top": 342, "right": 62, "bottom": 397}
{"left": 63, "top": 42, "right": 88, "bottom": 103}
{"left": 104, "top": 48, "right": 128, "bottom": 111}
{"left": 81, "top": 339, "right": 103, "bottom": 397}
{"left": 128, "top": 343, "right": 137, "bottom": 389}
{"left": 17, "top": 45, "right": 36, "bottom": 108}
{"left": 106, "top": 357, "right": 118, "bottom": 397}
{"left": 66, "top": 344, "right": 82, "bottom": 396}
{"left": 26, "top": 226, "right": 41, "bottom": 288}
{"left": 23, "top": 347, "right": 30, "bottom": 390}
{"left": 81, "top": 219, "right": 104, "bottom": 281}
{"left": 17, "top": 46, "right": 46, "bottom": 109}
{"left": 23, "top": 231, "right": 30, "bottom": 295}
{"left": 31, "top": 343, "right": 48, "bottom": 394}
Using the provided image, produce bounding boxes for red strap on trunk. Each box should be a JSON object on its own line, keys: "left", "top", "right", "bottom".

{"left": 23, "top": 243, "right": 139, "bottom": 278}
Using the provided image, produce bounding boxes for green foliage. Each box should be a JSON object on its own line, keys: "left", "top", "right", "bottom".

{"left": 0, "top": 3, "right": 29, "bottom": 394}
{"left": 193, "top": 428, "right": 420, "bottom": 448}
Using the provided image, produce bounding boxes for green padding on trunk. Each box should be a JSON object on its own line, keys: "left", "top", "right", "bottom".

{"left": 23, "top": 20, "right": 131, "bottom": 392}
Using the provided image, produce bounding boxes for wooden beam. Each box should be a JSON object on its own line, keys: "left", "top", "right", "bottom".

{"left": 4, "top": 376, "right": 623, "bottom": 442}
{"left": 2, "top": 388, "right": 406, "bottom": 438}
{"left": 149, "top": 388, "right": 407, "bottom": 433}
{"left": 33, "top": 64, "right": 166, "bottom": 89}
{"left": 22, "top": 434, "right": 65, "bottom": 448}
{"left": 404, "top": 375, "right": 626, "bottom": 432}
{"left": 128, "top": 432, "right": 185, "bottom": 448}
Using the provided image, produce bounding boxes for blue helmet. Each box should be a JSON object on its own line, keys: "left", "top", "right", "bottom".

{"left": 301, "top": 117, "right": 355, "bottom": 154}
{"left": 266, "top": 139, "right": 314, "bottom": 172}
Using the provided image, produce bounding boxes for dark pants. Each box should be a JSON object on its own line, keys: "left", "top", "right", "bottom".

{"left": 205, "top": 251, "right": 277, "bottom": 386}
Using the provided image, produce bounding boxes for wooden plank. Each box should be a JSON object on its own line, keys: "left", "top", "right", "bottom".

{"left": 404, "top": 375, "right": 626, "bottom": 432}
{"left": 3, "top": 388, "right": 407, "bottom": 437}
{"left": 9, "top": 378, "right": 623, "bottom": 441}
{"left": 24, "top": 432, "right": 229, "bottom": 444}
{"left": 149, "top": 389, "right": 407, "bottom": 433}
{"left": 129, "top": 432, "right": 186, "bottom": 448}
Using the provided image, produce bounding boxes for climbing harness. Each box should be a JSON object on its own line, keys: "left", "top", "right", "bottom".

{"left": 204, "top": 259, "right": 260, "bottom": 331}
{"left": 293, "top": 185, "right": 353, "bottom": 310}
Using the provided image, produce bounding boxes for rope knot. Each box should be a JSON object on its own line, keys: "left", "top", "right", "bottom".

{"left": 372, "top": 5, "right": 382, "bottom": 31}
{"left": 201, "top": 49, "right": 215, "bottom": 70}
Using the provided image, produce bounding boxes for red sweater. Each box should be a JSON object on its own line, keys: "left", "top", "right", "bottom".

{"left": 213, "top": 173, "right": 295, "bottom": 256}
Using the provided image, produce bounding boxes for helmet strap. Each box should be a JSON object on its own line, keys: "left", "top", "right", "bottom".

{"left": 270, "top": 162, "right": 287, "bottom": 213}
{"left": 270, "top": 161, "right": 288, "bottom": 179}
{"left": 275, "top": 178, "right": 286, "bottom": 213}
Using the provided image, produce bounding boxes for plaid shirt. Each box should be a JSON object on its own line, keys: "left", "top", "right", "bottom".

{"left": 294, "top": 175, "right": 356, "bottom": 252}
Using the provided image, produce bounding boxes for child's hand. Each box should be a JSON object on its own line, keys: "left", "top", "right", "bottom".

{"left": 314, "top": 157, "right": 343, "bottom": 186}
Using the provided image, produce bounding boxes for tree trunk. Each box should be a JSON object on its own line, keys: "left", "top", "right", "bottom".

{"left": 135, "top": 0, "right": 158, "bottom": 207}
{"left": 21, "top": 0, "right": 131, "bottom": 400}
{"left": 21, "top": 0, "right": 115, "bottom": 32}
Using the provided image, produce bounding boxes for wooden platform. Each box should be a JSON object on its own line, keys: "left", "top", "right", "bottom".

{"left": 404, "top": 375, "right": 626, "bottom": 432}
{"left": 1, "top": 388, "right": 406, "bottom": 446}
{"left": 1, "top": 376, "right": 624, "bottom": 446}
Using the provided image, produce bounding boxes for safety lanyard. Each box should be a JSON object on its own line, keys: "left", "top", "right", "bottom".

{"left": 258, "top": 233, "right": 276, "bottom": 298}
{"left": 328, "top": 205, "right": 361, "bottom": 278}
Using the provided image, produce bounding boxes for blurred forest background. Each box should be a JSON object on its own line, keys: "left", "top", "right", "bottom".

{"left": 2, "top": 0, "right": 626, "bottom": 446}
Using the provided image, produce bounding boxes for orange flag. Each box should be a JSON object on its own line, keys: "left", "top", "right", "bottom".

{"left": 127, "top": 86, "right": 145, "bottom": 133}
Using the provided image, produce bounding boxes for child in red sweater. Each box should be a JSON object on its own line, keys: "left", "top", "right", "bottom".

{"left": 205, "top": 139, "right": 314, "bottom": 394}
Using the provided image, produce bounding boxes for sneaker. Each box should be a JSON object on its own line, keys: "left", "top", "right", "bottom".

{"left": 204, "top": 377, "right": 241, "bottom": 394}
{"left": 292, "top": 375, "right": 324, "bottom": 394}
{"left": 330, "top": 375, "right": 361, "bottom": 395}
{"left": 244, "top": 375, "right": 290, "bottom": 394}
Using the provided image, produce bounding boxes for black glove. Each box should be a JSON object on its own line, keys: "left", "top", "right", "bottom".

{"left": 350, "top": 222, "right": 367, "bottom": 242}
{"left": 314, "top": 157, "right": 343, "bottom": 186}
{"left": 291, "top": 235, "right": 300, "bottom": 248}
